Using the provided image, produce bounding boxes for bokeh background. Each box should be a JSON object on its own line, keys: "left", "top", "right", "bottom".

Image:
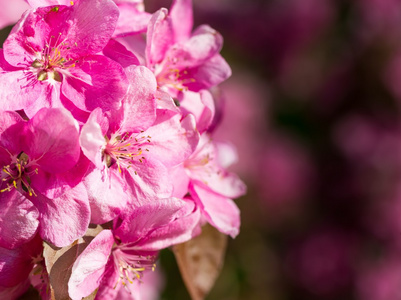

{"left": 3, "top": 0, "right": 401, "bottom": 299}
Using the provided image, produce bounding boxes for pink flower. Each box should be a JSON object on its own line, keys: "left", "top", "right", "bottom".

{"left": 0, "top": 108, "right": 90, "bottom": 248}
{"left": 117, "top": 0, "right": 231, "bottom": 97}
{"left": 68, "top": 198, "right": 200, "bottom": 300}
{"left": 0, "top": 0, "right": 128, "bottom": 119}
{"left": 173, "top": 133, "right": 246, "bottom": 238}
{"left": 79, "top": 65, "right": 199, "bottom": 223}
{"left": 146, "top": 0, "right": 231, "bottom": 97}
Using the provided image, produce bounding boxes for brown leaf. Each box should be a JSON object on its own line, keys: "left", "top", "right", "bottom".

{"left": 42, "top": 225, "right": 103, "bottom": 300}
{"left": 81, "top": 288, "right": 98, "bottom": 300}
{"left": 173, "top": 224, "right": 228, "bottom": 300}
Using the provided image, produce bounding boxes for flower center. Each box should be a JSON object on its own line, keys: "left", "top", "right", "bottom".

{"left": 155, "top": 64, "right": 196, "bottom": 94}
{"left": 30, "top": 33, "right": 78, "bottom": 82}
{"left": 103, "top": 132, "right": 151, "bottom": 174}
{"left": 112, "top": 247, "right": 157, "bottom": 287}
{"left": 1, "top": 151, "right": 38, "bottom": 196}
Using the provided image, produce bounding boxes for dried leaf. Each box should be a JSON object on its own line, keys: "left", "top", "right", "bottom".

{"left": 173, "top": 224, "right": 228, "bottom": 300}
{"left": 81, "top": 288, "right": 98, "bottom": 300}
{"left": 42, "top": 225, "right": 103, "bottom": 300}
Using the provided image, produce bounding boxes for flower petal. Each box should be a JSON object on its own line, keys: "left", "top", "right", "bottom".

{"left": 190, "top": 183, "right": 240, "bottom": 238}
{"left": 114, "top": 197, "right": 198, "bottom": 249}
{"left": 68, "top": 230, "right": 115, "bottom": 300}
{"left": 61, "top": 55, "right": 128, "bottom": 112}
{"left": 83, "top": 167, "right": 129, "bottom": 224}
{"left": 119, "top": 65, "right": 157, "bottom": 133}
{"left": 146, "top": 8, "right": 174, "bottom": 67}
{"left": 170, "top": 0, "right": 193, "bottom": 42}
{"left": 178, "top": 90, "right": 215, "bottom": 133}
{"left": 0, "top": 190, "right": 39, "bottom": 249}
{"left": 30, "top": 183, "right": 90, "bottom": 247}
{"left": 143, "top": 111, "right": 199, "bottom": 167}
{"left": 26, "top": 108, "right": 80, "bottom": 173}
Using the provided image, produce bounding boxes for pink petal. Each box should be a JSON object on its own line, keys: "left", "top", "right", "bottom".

{"left": 26, "top": 0, "right": 72, "bottom": 8}
{"left": 179, "top": 90, "right": 215, "bottom": 133}
{"left": 155, "top": 89, "right": 180, "bottom": 112}
{"left": 142, "top": 111, "right": 199, "bottom": 167}
{"left": 137, "top": 198, "right": 201, "bottom": 250}
{"left": 170, "top": 164, "right": 190, "bottom": 198}
{"left": 0, "top": 190, "right": 39, "bottom": 249}
{"left": 26, "top": 108, "right": 80, "bottom": 173}
{"left": 32, "top": 151, "right": 90, "bottom": 199}
{"left": 0, "top": 110, "right": 24, "bottom": 139}
{"left": 185, "top": 54, "right": 232, "bottom": 91}
{"left": 0, "top": 0, "right": 29, "bottom": 29}
{"left": 215, "top": 140, "right": 239, "bottom": 168}
{"left": 170, "top": 0, "right": 193, "bottom": 42}
{"left": 187, "top": 135, "right": 246, "bottom": 199}
{"left": 102, "top": 39, "right": 140, "bottom": 68}
{"left": 30, "top": 183, "right": 90, "bottom": 247}
{"left": 163, "top": 24, "right": 223, "bottom": 70}
{"left": 80, "top": 109, "right": 107, "bottom": 169}
{"left": 120, "top": 65, "right": 157, "bottom": 133}
{"left": 114, "top": 197, "right": 187, "bottom": 246}
{"left": 114, "top": 2, "right": 151, "bottom": 36}
{"left": 68, "top": 230, "right": 115, "bottom": 300}
{"left": 193, "top": 170, "right": 247, "bottom": 200}
{"left": 146, "top": 8, "right": 174, "bottom": 67}
{"left": 61, "top": 55, "right": 128, "bottom": 112}
{"left": 83, "top": 167, "right": 129, "bottom": 224}
{"left": 190, "top": 183, "right": 240, "bottom": 238}
{"left": 65, "top": 0, "right": 119, "bottom": 56}
{"left": 0, "top": 51, "right": 55, "bottom": 114}
{"left": 122, "top": 158, "right": 173, "bottom": 206}
{"left": 3, "top": 9, "right": 47, "bottom": 67}
{"left": 116, "top": 33, "right": 147, "bottom": 65}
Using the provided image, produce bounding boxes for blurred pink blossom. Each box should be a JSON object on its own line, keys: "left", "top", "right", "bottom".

{"left": 285, "top": 229, "right": 356, "bottom": 296}
{"left": 357, "top": 254, "right": 401, "bottom": 300}
{"left": 0, "top": 0, "right": 29, "bottom": 29}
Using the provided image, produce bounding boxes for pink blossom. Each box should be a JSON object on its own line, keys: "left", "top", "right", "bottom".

{"left": 118, "top": 0, "right": 231, "bottom": 98}
{"left": 173, "top": 133, "right": 246, "bottom": 238}
{"left": 0, "top": 0, "right": 128, "bottom": 119}
{"left": 147, "top": 3, "right": 231, "bottom": 97}
{"left": 79, "top": 65, "right": 199, "bottom": 222}
{"left": 0, "top": 108, "right": 90, "bottom": 247}
{"left": 68, "top": 198, "right": 200, "bottom": 300}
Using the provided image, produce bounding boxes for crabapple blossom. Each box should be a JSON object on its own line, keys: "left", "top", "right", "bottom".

{"left": 0, "top": 0, "right": 244, "bottom": 298}
{"left": 68, "top": 198, "right": 200, "bottom": 300}
{"left": 0, "top": 0, "right": 128, "bottom": 118}
{"left": 172, "top": 134, "right": 246, "bottom": 238}
{"left": 80, "top": 66, "right": 199, "bottom": 223}
{"left": 0, "top": 108, "right": 90, "bottom": 248}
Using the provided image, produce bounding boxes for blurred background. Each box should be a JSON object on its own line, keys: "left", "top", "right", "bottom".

{"left": 3, "top": 0, "right": 401, "bottom": 299}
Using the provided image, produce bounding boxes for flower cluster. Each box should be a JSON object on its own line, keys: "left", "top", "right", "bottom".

{"left": 0, "top": 0, "right": 246, "bottom": 299}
